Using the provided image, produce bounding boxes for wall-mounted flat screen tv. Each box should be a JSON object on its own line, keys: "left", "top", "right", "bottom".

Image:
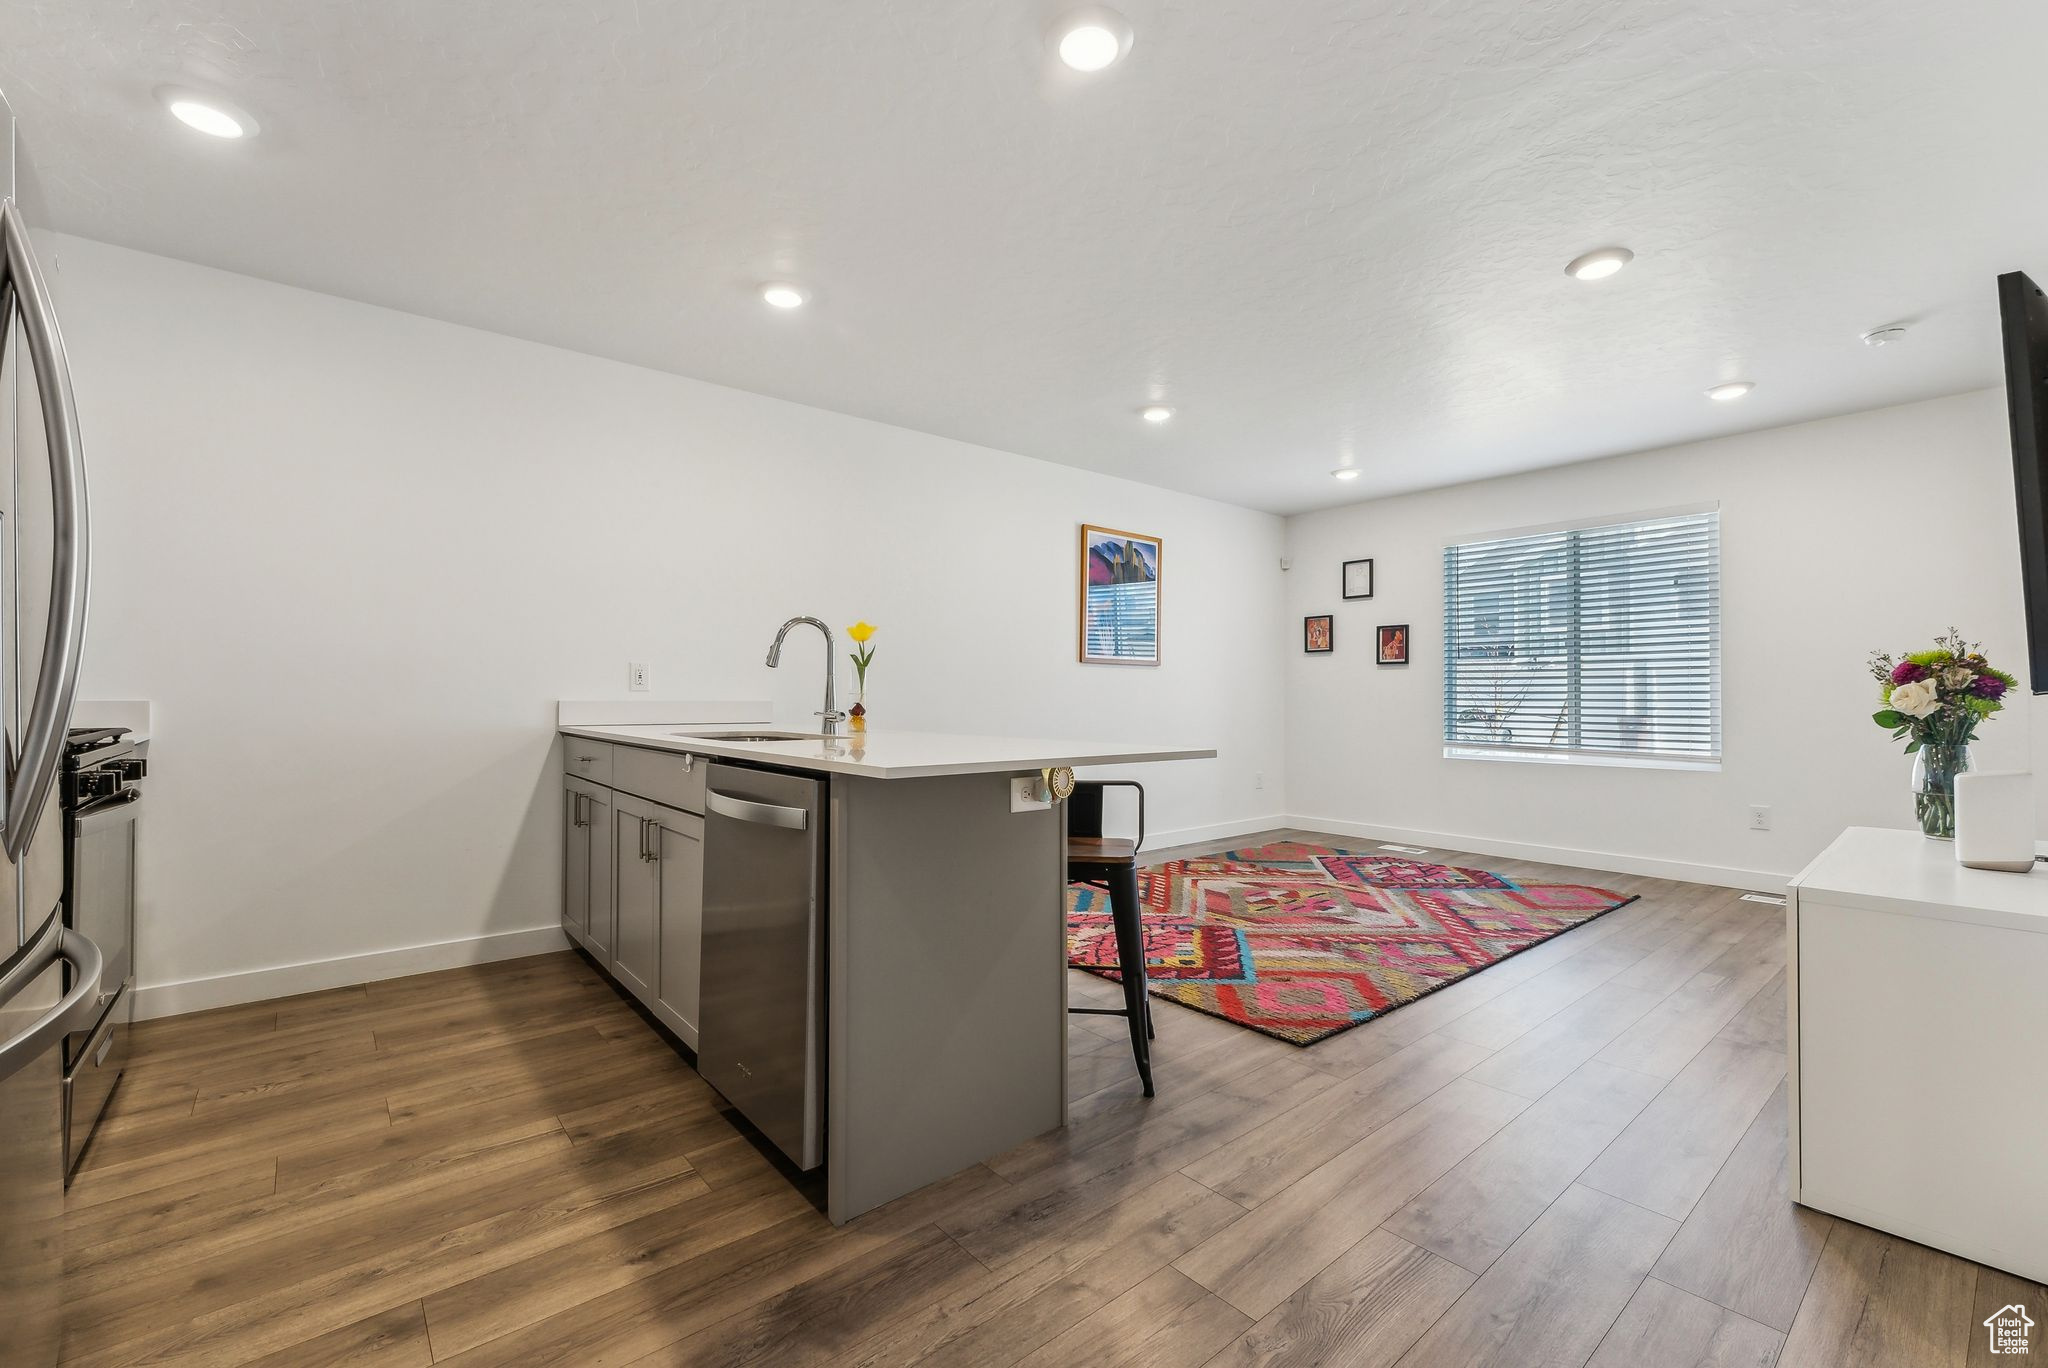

{"left": 1999, "top": 270, "right": 2048, "bottom": 693}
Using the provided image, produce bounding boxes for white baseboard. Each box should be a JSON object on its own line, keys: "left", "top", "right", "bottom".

{"left": 131, "top": 924, "right": 571, "bottom": 1021}
{"left": 1146, "top": 813, "right": 1294, "bottom": 852}
{"left": 1284, "top": 813, "right": 1789, "bottom": 894}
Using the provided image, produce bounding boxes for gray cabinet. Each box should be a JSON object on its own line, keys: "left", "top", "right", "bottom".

{"left": 563, "top": 776, "right": 614, "bottom": 964}
{"left": 611, "top": 792, "right": 662, "bottom": 1003}
{"left": 563, "top": 783, "right": 588, "bottom": 939}
{"left": 609, "top": 791, "right": 704, "bottom": 1047}
{"left": 651, "top": 807, "right": 704, "bottom": 1047}
{"left": 566, "top": 740, "right": 707, "bottom": 1050}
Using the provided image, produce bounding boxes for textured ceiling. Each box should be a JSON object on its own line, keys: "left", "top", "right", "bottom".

{"left": 1, "top": 0, "right": 2043, "bottom": 513}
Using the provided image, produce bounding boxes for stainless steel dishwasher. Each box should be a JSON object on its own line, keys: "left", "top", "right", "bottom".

{"left": 699, "top": 763, "right": 826, "bottom": 1171}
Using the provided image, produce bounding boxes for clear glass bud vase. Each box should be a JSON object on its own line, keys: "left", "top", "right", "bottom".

{"left": 1911, "top": 742, "right": 1971, "bottom": 840}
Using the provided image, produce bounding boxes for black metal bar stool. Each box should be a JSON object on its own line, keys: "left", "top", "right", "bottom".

{"left": 1067, "top": 780, "right": 1154, "bottom": 1096}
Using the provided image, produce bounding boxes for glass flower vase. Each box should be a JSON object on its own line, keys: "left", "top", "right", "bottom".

{"left": 1911, "top": 742, "right": 1970, "bottom": 840}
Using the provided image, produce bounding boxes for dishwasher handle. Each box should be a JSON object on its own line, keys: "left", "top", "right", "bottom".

{"left": 706, "top": 789, "right": 810, "bottom": 831}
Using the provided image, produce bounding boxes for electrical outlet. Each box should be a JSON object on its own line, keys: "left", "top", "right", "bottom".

{"left": 1010, "top": 776, "right": 1052, "bottom": 813}
{"left": 1254, "top": 771, "right": 1265, "bottom": 791}
{"left": 1748, "top": 805, "right": 1772, "bottom": 832}
{"left": 628, "top": 661, "right": 650, "bottom": 692}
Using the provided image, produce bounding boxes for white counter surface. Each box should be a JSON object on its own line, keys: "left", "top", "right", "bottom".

{"left": 1790, "top": 825, "right": 2048, "bottom": 935}
{"left": 558, "top": 722, "right": 1215, "bottom": 779}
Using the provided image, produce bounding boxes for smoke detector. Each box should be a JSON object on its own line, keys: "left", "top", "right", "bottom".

{"left": 1862, "top": 325, "right": 1910, "bottom": 347}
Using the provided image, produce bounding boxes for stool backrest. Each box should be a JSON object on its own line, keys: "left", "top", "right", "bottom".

{"left": 1068, "top": 780, "right": 1146, "bottom": 850}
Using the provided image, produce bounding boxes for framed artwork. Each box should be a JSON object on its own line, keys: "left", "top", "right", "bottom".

{"left": 1304, "top": 614, "right": 1334, "bottom": 654}
{"left": 1342, "top": 558, "right": 1375, "bottom": 600}
{"left": 1377, "top": 624, "right": 1410, "bottom": 665}
{"left": 1079, "top": 524, "right": 1162, "bottom": 665}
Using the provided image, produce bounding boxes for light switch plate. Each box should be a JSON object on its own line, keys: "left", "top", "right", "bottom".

{"left": 628, "top": 662, "right": 650, "bottom": 692}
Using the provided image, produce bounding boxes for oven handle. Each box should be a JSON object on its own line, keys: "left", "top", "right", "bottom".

{"left": 66, "top": 979, "right": 125, "bottom": 1076}
{"left": 75, "top": 787, "right": 142, "bottom": 828}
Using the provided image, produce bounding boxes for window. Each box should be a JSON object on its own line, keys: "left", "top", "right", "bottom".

{"left": 1443, "top": 509, "right": 1720, "bottom": 767}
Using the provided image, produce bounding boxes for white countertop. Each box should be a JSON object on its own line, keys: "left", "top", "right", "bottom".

{"left": 559, "top": 723, "right": 1216, "bottom": 780}
{"left": 1790, "top": 826, "right": 2048, "bottom": 935}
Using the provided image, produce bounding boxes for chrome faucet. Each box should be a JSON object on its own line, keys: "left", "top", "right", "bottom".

{"left": 766, "top": 616, "right": 845, "bottom": 736}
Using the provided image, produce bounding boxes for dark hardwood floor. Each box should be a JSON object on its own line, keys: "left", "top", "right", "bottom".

{"left": 57, "top": 828, "right": 2039, "bottom": 1366}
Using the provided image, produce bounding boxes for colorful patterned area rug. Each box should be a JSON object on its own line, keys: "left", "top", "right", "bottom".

{"left": 1066, "top": 841, "right": 1637, "bottom": 1046}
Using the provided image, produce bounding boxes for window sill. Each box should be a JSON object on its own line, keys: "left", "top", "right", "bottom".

{"left": 1443, "top": 746, "right": 1722, "bottom": 773}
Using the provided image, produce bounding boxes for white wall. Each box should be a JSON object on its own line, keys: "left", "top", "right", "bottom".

{"left": 47, "top": 234, "right": 1288, "bottom": 1013}
{"left": 1284, "top": 389, "right": 2036, "bottom": 888}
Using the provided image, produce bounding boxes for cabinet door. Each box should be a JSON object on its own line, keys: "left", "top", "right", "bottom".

{"left": 653, "top": 807, "right": 705, "bottom": 1049}
{"left": 611, "top": 793, "right": 660, "bottom": 1003}
{"left": 562, "top": 784, "right": 589, "bottom": 939}
{"left": 585, "top": 787, "right": 615, "bottom": 963}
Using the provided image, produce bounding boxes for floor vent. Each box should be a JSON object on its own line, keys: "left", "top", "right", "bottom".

{"left": 1740, "top": 892, "right": 1787, "bottom": 906}
{"left": 1379, "top": 843, "right": 1433, "bottom": 856}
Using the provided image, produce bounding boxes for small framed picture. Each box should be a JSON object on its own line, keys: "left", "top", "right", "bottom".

{"left": 1304, "top": 615, "right": 1334, "bottom": 654}
{"left": 1342, "top": 559, "right": 1374, "bottom": 600}
{"left": 1376, "top": 624, "right": 1410, "bottom": 665}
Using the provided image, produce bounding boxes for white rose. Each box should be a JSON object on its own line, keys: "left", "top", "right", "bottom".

{"left": 1944, "top": 666, "right": 1974, "bottom": 689}
{"left": 1890, "top": 679, "right": 1941, "bottom": 718}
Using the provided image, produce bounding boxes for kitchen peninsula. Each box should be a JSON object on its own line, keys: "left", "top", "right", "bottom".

{"left": 557, "top": 707, "right": 1214, "bottom": 1223}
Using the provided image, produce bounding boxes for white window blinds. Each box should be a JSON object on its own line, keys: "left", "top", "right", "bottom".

{"left": 1443, "top": 510, "right": 1720, "bottom": 764}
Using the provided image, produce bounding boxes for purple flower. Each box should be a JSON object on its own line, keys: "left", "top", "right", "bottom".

{"left": 1890, "top": 661, "right": 1930, "bottom": 686}
{"left": 1972, "top": 674, "right": 2009, "bottom": 700}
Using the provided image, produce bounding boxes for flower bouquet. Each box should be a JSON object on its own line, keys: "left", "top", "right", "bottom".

{"left": 846, "top": 621, "right": 877, "bottom": 733}
{"left": 1868, "top": 628, "right": 2014, "bottom": 839}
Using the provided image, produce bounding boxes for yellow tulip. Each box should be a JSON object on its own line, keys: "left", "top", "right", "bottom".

{"left": 847, "top": 621, "right": 877, "bottom": 644}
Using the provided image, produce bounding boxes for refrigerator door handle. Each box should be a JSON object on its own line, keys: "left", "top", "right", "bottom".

{"left": 0, "top": 198, "right": 90, "bottom": 865}
{"left": 0, "top": 924, "right": 104, "bottom": 1085}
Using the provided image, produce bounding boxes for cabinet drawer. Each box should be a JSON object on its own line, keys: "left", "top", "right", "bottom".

{"left": 563, "top": 736, "right": 614, "bottom": 786}
{"left": 612, "top": 745, "right": 707, "bottom": 814}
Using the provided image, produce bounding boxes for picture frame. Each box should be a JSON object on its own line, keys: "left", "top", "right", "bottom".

{"left": 1304, "top": 614, "right": 1334, "bottom": 654}
{"left": 1376, "top": 623, "right": 1410, "bottom": 666}
{"left": 1342, "top": 558, "right": 1374, "bottom": 600}
{"left": 1078, "top": 524, "right": 1163, "bottom": 665}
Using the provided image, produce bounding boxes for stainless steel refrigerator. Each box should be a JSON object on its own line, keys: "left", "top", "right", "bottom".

{"left": 0, "top": 89, "right": 97, "bottom": 1368}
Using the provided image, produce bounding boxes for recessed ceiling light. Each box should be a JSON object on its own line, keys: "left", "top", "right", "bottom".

{"left": 1706, "top": 381, "right": 1755, "bottom": 402}
{"left": 1139, "top": 405, "right": 1173, "bottom": 424}
{"left": 760, "top": 283, "right": 810, "bottom": 310}
{"left": 1862, "top": 325, "right": 1909, "bottom": 347}
{"left": 1052, "top": 8, "right": 1133, "bottom": 72}
{"left": 156, "top": 88, "right": 256, "bottom": 139}
{"left": 1332, "top": 467, "right": 1361, "bottom": 481}
{"left": 1565, "top": 247, "right": 1633, "bottom": 281}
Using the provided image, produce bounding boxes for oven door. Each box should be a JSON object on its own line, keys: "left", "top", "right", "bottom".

{"left": 65, "top": 788, "right": 137, "bottom": 1068}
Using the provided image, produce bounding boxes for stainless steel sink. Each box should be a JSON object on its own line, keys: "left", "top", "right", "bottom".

{"left": 674, "top": 730, "right": 827, "bottom": 742}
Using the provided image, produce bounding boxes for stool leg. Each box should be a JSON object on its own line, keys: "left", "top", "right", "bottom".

{"left": 1107, "top": 864, "right": 1153, "bottom": 1097}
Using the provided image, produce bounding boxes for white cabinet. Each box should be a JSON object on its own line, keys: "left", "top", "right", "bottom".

{"left": 1788, "top": 827, "right": 2048, "bottom": 1283}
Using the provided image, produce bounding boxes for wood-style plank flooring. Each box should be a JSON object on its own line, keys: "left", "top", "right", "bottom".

{"left": 61, "top": 828, "right": 2039, "bottom": 1366}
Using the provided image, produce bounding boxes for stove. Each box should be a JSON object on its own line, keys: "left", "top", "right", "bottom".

{"left": 59, "top": 725, "right": 147, "bottom": 1178}
{"left": 63, "top": 727, "right": 145, "bottom": 811}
